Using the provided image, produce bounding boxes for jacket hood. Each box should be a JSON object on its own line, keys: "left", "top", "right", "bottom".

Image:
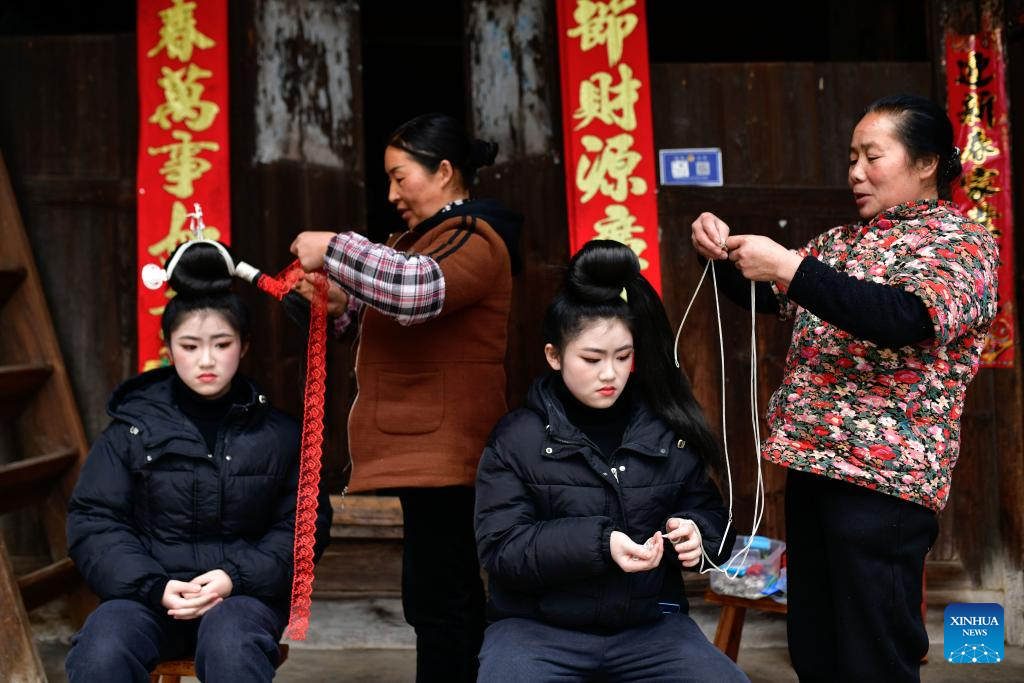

{"left": 417, "top": 198, "right": 525, "bottom": 275}
{"left": 107, "top": 366, "right": 268, "bottom": 448}
{"left": 524, "top": 372, "right": 674, "bottom": 459}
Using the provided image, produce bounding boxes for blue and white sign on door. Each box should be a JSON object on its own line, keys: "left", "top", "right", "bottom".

{"left": 659, "top": 148, "right": 723, "bottom": 186}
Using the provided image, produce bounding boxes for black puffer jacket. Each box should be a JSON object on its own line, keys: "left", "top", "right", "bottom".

{"left": 67, "top": 367, "right": 332, "bottom": 611}
{"left": 475, "top": 373, "right": 734, "bottom": 632}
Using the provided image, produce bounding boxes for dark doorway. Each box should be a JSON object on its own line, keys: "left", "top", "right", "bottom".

{"left": 360, "top": 0, "right": 466, "bottom": 242}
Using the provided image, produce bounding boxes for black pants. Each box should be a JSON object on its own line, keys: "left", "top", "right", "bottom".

{"left": 393, "top": 486, "right": 486, "bottom": 683}
{"left": 785, "top": 469, "right": 939, "bottom": 683}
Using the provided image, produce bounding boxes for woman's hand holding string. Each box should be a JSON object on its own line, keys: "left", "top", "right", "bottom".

{"left": 290, "top": 231, "right": 336, "bottom": 272}
{"left": 724, "top": 234, "right": 803, "bottom": 287}
{"left": 664, "top": 518, "right": 702, "bottom": 568}
{"left": 610, "top": 530, "right": 664, "bottom": 573}
{"left": 293, "top": 273, "right": 348, "bottom": 317}
{"left": 690, "top": 212, "right": 732, "bottom": 261}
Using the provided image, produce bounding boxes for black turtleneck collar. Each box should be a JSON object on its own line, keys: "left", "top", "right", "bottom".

{"left": 553, "top": 374, "right": 632, "bottom": 462}
{"left": 172, "top": 375, "right": 245, "bottom": 453}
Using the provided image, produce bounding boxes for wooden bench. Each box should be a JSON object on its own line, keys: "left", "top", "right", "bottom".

{"left": 149, "top": 644, "right": 289, "bottom": 683}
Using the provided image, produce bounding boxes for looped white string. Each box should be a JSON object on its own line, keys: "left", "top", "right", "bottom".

{"left": 672, "top": 254, "right": 766, "bottom": 579}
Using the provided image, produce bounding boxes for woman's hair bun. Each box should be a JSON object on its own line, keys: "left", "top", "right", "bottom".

{"left": 166, "top": 242, "right": 235, "bottom": 296}
{"left": 566, "top": 240, "right": 640, "bottom": 304}
{"left": 469, "top": 139, "right": 499, "bottom": 170}
{"left": 942, "top": 152, "right": 963, "bottom": 185}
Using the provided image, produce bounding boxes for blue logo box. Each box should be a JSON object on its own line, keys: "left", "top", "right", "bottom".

{"left": 658, "top": 148, "right": 723, "bottom": 186}
{"left": 944, "top": 603, "right": 1004, "bottom": 663}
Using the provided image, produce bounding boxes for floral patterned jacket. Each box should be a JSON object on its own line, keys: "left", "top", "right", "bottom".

{"left": 765, "top": 199, "right": 999, "bottom": 511}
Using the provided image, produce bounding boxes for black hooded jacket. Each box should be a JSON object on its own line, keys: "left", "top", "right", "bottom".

{"left": 66, "top": 367, "right": 332, "bottom": 612}
{"left": 475, "top": 373, "right": 734, "bottom": 632}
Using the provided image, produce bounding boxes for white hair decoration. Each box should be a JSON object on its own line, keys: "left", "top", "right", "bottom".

{"left": 140, "top": 203, "right": 259, "bottom": 290}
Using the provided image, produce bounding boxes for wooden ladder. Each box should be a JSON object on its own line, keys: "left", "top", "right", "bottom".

{"left": 0, "top": 149, "right": 95, "bottom": 681}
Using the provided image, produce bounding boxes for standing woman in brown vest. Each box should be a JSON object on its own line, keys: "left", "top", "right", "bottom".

{"left": 291, "top": 113, "right": 522, "bottom": 682}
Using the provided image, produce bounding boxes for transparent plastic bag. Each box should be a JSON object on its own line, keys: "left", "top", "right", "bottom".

{"left": 709, "top": 534, "right": 786, "bottom": 600}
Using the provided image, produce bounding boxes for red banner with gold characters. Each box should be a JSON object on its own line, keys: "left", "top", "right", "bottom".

{"left": 137, "top": 0, "right": 231, "bottom": 371}
{"left": 945, "top": 28, "right": 1015, "bottom": 368}
{"left": 556, "top": 0, "right": 661, "bottom": 293}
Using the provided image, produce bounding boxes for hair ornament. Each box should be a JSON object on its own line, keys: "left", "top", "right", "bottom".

{"left": 140, "top": 203, "right": 259, "bottom": 290}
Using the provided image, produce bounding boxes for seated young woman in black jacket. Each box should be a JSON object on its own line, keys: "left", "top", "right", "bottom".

{"left": 64, "top": 242, "right": 331, "bottom": 683}
{"left": 474, "top": 241, "right": 749, "bottom": 682}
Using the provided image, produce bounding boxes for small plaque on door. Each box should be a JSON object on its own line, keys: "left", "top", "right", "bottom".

{"left": 658, "top": 148, "right": 723, "bottom": 186}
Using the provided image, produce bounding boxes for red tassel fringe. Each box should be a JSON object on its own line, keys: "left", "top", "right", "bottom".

{"left": 256, "top": 261, "right": 328, "bottom": 640}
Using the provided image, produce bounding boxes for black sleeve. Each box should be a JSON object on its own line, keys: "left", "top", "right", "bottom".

{"left": 67, "top": 425, "right": 170, "bottom": 608}
{"left": 787, "top": 256, "right": 933, "bottom": 349}
{"left": 706, "top": 258, "right": 779, "bottom": 314}
{"left": 665, "top": 454, "right": 736, "bottom": 570}
{"left": 475, "top": 439, "right": 615, "bottom": 590}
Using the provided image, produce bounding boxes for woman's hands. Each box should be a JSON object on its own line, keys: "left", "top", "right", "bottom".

{"left": 610, "top": 530, "right": 664, "bottom": 573}
{"left": 724, "top": 235, "right": 803, "bottom": 286}
{"left": 691, "top": 212, "right": 732, "bottom": 260}
{"left": 293, "top": 273, "right": 349, "bottom": 317}
{"left": 161, "top": 569, "right": 234, "bottom": 620}
{"left": 663, "top": 518, "right": 702, "bottom": 568}
{"left": 690, "top": 212, "right": 803, "bottom": 287}
{"left": 290, "top": 231, "right": 336, "bottom": 272}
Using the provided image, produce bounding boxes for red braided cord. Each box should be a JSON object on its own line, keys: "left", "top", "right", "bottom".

{"left": 256, "top": 261, "right": 327, "bottom": 640}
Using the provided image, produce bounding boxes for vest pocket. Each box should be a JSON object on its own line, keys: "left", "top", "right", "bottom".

{"left": 375, "top": 370, "right": 445, "bottom": 435}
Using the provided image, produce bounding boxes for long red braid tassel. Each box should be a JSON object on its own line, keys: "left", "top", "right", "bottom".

{"left": 256, "top": 260, "right": 328, "bottom": 640}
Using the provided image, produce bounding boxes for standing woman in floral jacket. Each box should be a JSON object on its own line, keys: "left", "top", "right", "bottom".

{"left": 691, "top": 94, "right": 999, "bottom": 682}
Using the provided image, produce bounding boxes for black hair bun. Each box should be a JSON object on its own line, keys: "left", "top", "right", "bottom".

{"left": 566, "top": 240, "right": 640, "bottom": 304}
{"left": 943, "top": 153, "right": 964, "bottom": 185}
{"left": 166, "top": 242, "right": 235, "bottom": 296}
{"left": 469, "top": 139, "right": 499, "bottom": 170}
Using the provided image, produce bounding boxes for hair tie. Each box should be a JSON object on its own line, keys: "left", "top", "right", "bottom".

{"left": 952, "top": 146, "right": 961, "bottom": 159}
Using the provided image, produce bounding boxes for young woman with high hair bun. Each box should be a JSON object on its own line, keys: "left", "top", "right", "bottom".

{"left": 692, "top": 93, "right": 999, "bottom": 682}
{"left": 65, "top": 242, "right": 332, "bottom": 683}
{"left": 474, "top": 240, "right": 748, "bottom": 682}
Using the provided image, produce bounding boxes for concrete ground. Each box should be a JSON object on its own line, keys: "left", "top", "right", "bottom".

{"left": 36, "top": 598, "right": 1024, "bottom": 682}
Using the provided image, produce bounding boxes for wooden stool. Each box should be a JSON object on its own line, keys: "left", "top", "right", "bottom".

{"left": 704, "top": 567, "right": 928, "bottom": 664}
{"left": 149, "top": 644, "right": 289, "bottom": 683}
{"left": 703, "top": 588, "right": 787, "bottom": 662}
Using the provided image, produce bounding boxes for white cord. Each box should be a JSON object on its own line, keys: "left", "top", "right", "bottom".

{"left": 672, "top": 257, "right": 767, "bottom": 578}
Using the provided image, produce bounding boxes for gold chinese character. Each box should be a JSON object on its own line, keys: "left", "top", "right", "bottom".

{"left": 141, "top": 326, "right": 172, "bottom": 371}
{"left": 592, "top": 204, "right": 648, "bottom": 269}
{"left": 959, "top": 91, "right": 996, "bottom": 128}
{"left": 148, "top": 200, "right": 222, "bottom": 259}
{"left": 147, "top": 130, "right": 219, "bottom": 199}
{"left": 574, "top": 63, "right": 640, "bottom": 131}
{"left": 966, "top": 202, "right": 1002, "bottom": 239}
{"left": 961, "top": 127, "right": 1000, "bottom": 165}
{"left": 147, "top": 0, "right": 215, "bottom": 62}
{"left": 961, "top": 166, "right": 1000, "bottom": 204}
{"left": 141, "top": 339, "right": 172, "bottom": 371}
{"left": 576, "top": 133, "right": 648, "bottom": 203}
{"left": 567, "top": 0, "right": 638, "bottom": 67}
{"left": 149, "top": 64, "right": 220, "bottom": 131}
{"left": 956, "top": 50, "right": 992, "bottom": 88}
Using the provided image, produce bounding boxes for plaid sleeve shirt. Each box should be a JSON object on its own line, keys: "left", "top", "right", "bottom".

{"left": 323, "top": 231, "right": 445, "bottom": 327}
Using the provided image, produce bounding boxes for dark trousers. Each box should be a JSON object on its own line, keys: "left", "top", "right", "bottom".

{"left": 65, "top": 596, "right": 286, "bottom": 683}
{"left": 785, "top": 469, "right": 939, "bottom": 683}
{"left": 395, "top": 486, "right": 487, "bottom": 683}
{"left": 478, "top": 614, "right": 750, "bottom": 682}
